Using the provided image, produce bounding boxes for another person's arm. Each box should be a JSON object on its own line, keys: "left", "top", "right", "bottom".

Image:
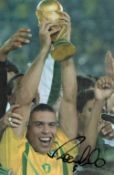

{"left": 81, "top": 76, "right": 114, "bottom": 151}
{"left": 0, "top": 27, "right": 32, "bottom": 118}
{"left": 0, "top": 106, "right": 22, "bottom": 141}
{"left": 0, "top": 28, "right": 32, "bottom": 61}
{"left": 0, "top": 28, "right": 32, "bottom": 138}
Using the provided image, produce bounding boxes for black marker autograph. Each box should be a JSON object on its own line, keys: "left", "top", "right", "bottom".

{"left": 47, "top": 136, "right": 106, "bottom": 172}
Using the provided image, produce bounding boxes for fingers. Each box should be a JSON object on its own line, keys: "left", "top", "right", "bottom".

{"left": 96, "top": 76, "right": 114, "bottom": 89}
{"left": 40, "top": 12, "right": 71, "bottom": 33}
{"left": 57, "top": 12, "right": 71, "bottom": 28}
{"left": 58, "top": 11, "right": 71, "bottom": 22}
{"left": 18, "top": 28, "right": 31, "bottom": 33}
{"left": 108, "top": 131, "right": 114, "bottom": 138}
{"left": 50, "top": 26, "right": 61, "bottom": 35}
{"left": 101, "top": 122, "right": 111, "bottom": 134}
{"left": 39, "top": 11, "right": 71, "bottom": 37}
{"left": 101, "top": 126, "right": 114, "bottom": 139}
{"left": 5, "top": 105, "right": 23, "bottom": 128}
{"left": 40, "top": 20, "right": 60, "bottom": 32}
{"left": 11, "top": 28, "right": 32, "bottom": 47}
{"left": 40, "top": 20, "right": 61, "bottom": 44}
{"left": 11, "top": 112, "right": 22, "bottom": 121}
{"left": 15, "top": 28, "right": 32, "bottom": 40}
{"left": 99, "top": 120, "right": 114, "bottom": 139}
{"left": 95, "top": 76, "right": 114, "bottom": 100}
{"left": 105, "top": 50, "right": 114, "bottom": 77}
{"left": 56, "top": 12, "right": 71, "bottom": 40}
{"left": 39, "top": 13, "right": 71, "bottom": 48}
{"left": 8, "top": 112, "right": 23, "bottom": 128}
{"left": 4, "top": 27, "right": 32, "bottom": 52}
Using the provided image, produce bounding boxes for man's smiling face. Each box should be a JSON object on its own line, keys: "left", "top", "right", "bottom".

{"left": 27, "top": 110, "right": 57, "bottom": 154}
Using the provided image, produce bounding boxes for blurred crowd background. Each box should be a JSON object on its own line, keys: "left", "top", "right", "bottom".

{"left": 0, "top": 0, "right": 114, "bottom": 75}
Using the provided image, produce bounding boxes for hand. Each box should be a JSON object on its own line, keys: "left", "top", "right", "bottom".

{"left": 0, "top": 28, "right": 32, "bottom": 56}
{"left": 57, "top": 12, "right": 71, "bottom": 41}
{"left": 3, "top": 105, "right": 22, "bottom": 128}
{"left": 39, "top": 20, "right": 61, "bottom": 50}
{"left": 98, "top": 119, "right": 114, "bottom": 139}
{"left": 95, "top": 76, "right": 114, "bottom": 101}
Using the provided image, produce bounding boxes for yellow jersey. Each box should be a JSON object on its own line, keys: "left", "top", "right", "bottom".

{"left": 0, "top": 128, "right": 78, "bottom": 175}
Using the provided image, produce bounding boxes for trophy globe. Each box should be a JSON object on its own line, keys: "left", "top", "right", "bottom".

{"left": 36, "top": 0, "right": 76, "bottom": 61}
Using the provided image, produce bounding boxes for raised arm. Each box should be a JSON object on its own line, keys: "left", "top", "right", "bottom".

{"left": 59, "top": 13, "right": 77, "bottom": 139}
{"left": 14, "top": 22, "right": 61, "bottom": 105}
{"left": 82, "top": 76, "right": 114, "bottom": 151}
{"left": 0, "top": 28, "right": 32, "bottom": 137}
{"left": 10, "top": 22, "right": 61, "bottom": 137}
{"left": 0, "top": 27, "right": 32, "bottom": 116}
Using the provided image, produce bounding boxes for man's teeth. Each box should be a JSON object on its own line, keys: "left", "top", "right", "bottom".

{"left": 40, "top": 138, "right": 50, "bottom": 141}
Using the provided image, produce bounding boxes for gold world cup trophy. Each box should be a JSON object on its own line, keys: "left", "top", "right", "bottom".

{"left": 36, "top": 0, "right": 76, "bottom": 61}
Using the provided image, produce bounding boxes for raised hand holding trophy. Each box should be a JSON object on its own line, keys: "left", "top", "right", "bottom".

{"left": 36, "top": 0, "right": 76, "bottom": 61}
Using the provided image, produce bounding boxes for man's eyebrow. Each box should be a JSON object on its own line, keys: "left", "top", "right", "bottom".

{"left": 30, "top": 121, "right": 58, "bottom": 124}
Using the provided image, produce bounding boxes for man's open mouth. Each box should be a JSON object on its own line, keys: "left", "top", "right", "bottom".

{"left": 39, "top": 137, "right": 52, "bottom": 145}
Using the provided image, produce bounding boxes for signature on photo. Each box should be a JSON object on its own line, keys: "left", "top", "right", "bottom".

{"left": 48, "top": 136, "right": 106, "bottom": 172}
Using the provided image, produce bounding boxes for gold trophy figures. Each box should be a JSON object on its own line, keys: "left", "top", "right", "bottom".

{"left": 36, "top": 0, "right": 76, "bottom": 61}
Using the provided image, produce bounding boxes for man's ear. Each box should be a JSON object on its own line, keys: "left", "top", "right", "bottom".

{"left": 105, "top": 51, "right": 114, "bottom": 77}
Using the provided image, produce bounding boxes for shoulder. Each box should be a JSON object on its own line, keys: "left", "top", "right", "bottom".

{"left": 0, "top": 127, "right": 27, "bottom": 147}
{"left": 54, "top": 128, "right": 78, "bottom": 158}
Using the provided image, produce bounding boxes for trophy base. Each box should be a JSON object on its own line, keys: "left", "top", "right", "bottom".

{"left": 51, "top": 39, "right": 76, "bottom": 61}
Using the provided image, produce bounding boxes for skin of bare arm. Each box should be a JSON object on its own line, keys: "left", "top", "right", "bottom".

{"left": 80, "top": 76, "right": 114, "bottom": 153}
{"left": 58, "top": 12, "right": 78, "bottom": 139}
